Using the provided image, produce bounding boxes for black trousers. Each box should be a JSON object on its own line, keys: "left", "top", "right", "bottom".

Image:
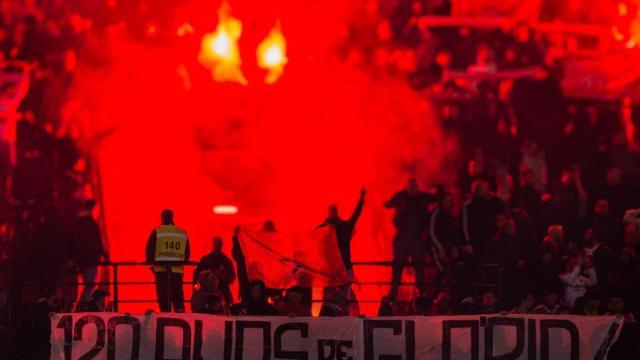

{"left": 154, "top": 272, "right": 185, "bottom": 312}
{"left": 390, "top": 233, "right": 426, "bottom": 301}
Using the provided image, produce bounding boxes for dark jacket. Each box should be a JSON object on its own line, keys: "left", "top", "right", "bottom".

{"left": 71, "top": 215, "right": 105, "bottom": 266}
{"left": 386, "top": 191, "right": 438, "bottom": 235}
{"left": 462, "top": 195, "right": 505, "bottom": 250}
{"left": 194, "top": 251, "right": 236, "bottom": 286}
{"left": 318, "top": 195, "right": 364, "bottom": 270}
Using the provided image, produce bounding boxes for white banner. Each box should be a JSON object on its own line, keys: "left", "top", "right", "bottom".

{"left": 50, "top": 313, "right": 622, "bottom": 359}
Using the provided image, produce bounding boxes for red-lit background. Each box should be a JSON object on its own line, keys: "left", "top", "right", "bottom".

{"left": 68, "top": 0, "right": 453, "bottom": 314}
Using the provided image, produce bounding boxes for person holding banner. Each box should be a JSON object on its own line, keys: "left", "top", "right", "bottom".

{"left": 145, "top": 209, "right": 190, "bottom": 312}
{"left": 318, "top": 187, "right": 366, "bottom": 315}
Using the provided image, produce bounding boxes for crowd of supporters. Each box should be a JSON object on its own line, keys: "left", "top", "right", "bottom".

{"left": 1, "top": 0, "right": 640, "bottom": 358}
{"left": 0, "top": 0, "right": 107, "bottom": 330}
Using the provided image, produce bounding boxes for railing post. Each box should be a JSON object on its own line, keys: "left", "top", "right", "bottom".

{"left": 113, "top": 263, "right": 119, "bottom": 312}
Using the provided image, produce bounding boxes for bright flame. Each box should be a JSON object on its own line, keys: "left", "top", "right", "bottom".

{"left": 198, "top": 2, "right": 247, "bottom": 85}
{"left": 257, "top": 23, "right": 288, "bottom": 84}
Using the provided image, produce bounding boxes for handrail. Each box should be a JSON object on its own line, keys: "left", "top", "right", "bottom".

{"left": 2, "top": 260, "right": 502, "bottom": 324}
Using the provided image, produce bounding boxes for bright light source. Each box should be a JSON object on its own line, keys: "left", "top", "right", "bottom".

{"left": 198, "top": 1, "right": 247, "bottom": 85}
{"left": 257, "top": 22, "right": 288, "bottom": 84}
{"left": 213, "top": 205, "right": 238, "bottom": 215}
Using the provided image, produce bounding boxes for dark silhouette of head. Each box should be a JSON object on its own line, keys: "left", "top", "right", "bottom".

{"left": 262, "top": 220, "right": 276, "bottom": 232}
{"left": 327, "top": 204, "right": 339, "bottom": 222}
{"left": 249, "top": 279, "right": 267, "bottom": 302}
{"left": 212, "top": 236, "right": 223, "bottom": 253}
{"left": 84, "top": 199, "right": 97, "bottom": 212}
{"left": 161, "top": 209, "right": 174, "bottom": 225}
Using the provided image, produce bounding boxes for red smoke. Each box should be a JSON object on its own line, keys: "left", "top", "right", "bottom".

{"left": 68, "top": 0, "right": 454, "bottom": 314}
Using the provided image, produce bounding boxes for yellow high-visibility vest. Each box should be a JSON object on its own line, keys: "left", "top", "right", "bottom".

{"left": 153, "top": 225, "right": 187, "bottom": 273}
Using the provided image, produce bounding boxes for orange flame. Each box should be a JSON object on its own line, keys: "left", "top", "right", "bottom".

{"left": 198, "top": 2, "right": 247, "bottom": 85}
{"left": 257, "top": 23, "right": 288, "bottom": 84}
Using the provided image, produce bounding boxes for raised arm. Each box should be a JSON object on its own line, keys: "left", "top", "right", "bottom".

{"left": 348, "top": 188, "right": 366, "bottom": 225}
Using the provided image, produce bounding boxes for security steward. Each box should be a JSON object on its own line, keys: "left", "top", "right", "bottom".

{"left": 145, "top": 209, "right": 190, "bottom": 312}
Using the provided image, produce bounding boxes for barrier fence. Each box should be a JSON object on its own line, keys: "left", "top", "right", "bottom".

{"left": 1, "top": 260, "right": 503, "bottom": 325}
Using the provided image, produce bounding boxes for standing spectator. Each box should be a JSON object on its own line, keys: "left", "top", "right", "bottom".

{"left": 607, "top": 248, "right": 640, "bottom": 311}
{"left": 553, "top": 164, "right": 589, "bottom": 238}
{"left": 318, "top": 188, "right": 365, "bottom": 313}
{"left": 559, "top": 256, "right": 597, "bottom": 309}
{"left": 583, "top": 226, "right": 615, "bottom": 288}
{"left": 510, "top": 291, "right": 536, "bottom": 314}
{"left": 7, "top": 207, "right": 36, "bottom": 327}
{"left": 384, "top": 178, "right": 438, "bottom": 300}
{"left": 0, "top": 128, "right": 11, "bottom": 200}
{"left": 70, "top": 199, "right": 108, "bottom": 307}
{"left": 145, "top": 209, "right": 190, "bottom": 312}
{"left": 596, "top": 167, "right": 637, "bottom": 220}
{"left": 541, "top": 224, "right": 565, "bottom": 255}
{"left": 462, "top": 179, "right": 505, "bottom": 264}
{"left": 529, "top": 243, "right": 562, "bottom": 298}
{"left": 509, "top": 196, "right": 538, "bottom": 257}
{"left": 514, "top": 168, "right": 542, "bottom": 218}
{"left": 579, "top": 197, "right": 621, "bottom": 249}
{"left": 488, "top": 217, "right": 527, "bottom": 308}
{"left": 428, "top": 192, "right": 458, "bottom": 289}
{"left": 519, "top": 139, "right": 548, "bottom": 193}
{"left": 194, "top": 236, "right": 236, "bottom": 306}
{"left": 36, "top": 206, "right": 71, "bottom": 290}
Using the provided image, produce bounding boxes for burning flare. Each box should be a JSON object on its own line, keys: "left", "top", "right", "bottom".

{"left": 198, "top": 1, "right": 247, "bottom": 85}
{"left": 257, "top": 23, "right": 288, "bottom": 84}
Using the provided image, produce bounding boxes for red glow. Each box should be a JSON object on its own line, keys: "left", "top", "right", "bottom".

{"left": 71, "top": 0, "right": 449, "bottom": 314}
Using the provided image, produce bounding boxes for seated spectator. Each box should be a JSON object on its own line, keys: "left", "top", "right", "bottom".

{"left": 559, "top": 256, "right": 597, "bottom": 309}
{"left": 10, "top": 286, "right": 63, "bottom": 360}
{"left": 533, "top": 287, "right": 561, "bottom": 314}
{"left": 377, "top": 296, "right": 395, "bottom": 316}
{"left": 230, "top": 279, "right": 277, "bottom": 316}
{"left": 510, "top": 291, "right": 535, "bottom": 314}
{"left": 277, "top": 286, "right": 311, "bottom": 317}
{"left": 194, "top": 236, "right": 236, "bottom": 306}
{"left": 319, "top": 290, "right": 349, "bottom": 317}
{"left": 191, "top": 270, "right": 224, "bottom": 314}
{"left": 480, "top": 290, "right": 500, "bottom": 314}
{"left": 430, "top": 291, "right": 453, "bottom": 316}
{"left": 201, "top": 294, "right": 226, "bottom": 315}
{"left": 78, "top": 289, "right": 109, "bottom": 312}
{"left": 606, "top": 293, "right": 635, "bottom": 322}
{"left": 573, "top": 289, "right": 603, "bottom": 315}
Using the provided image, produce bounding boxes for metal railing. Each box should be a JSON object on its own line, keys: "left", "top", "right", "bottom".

{"left": 1, "top": 260, "right": 503, "bottom": 325}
